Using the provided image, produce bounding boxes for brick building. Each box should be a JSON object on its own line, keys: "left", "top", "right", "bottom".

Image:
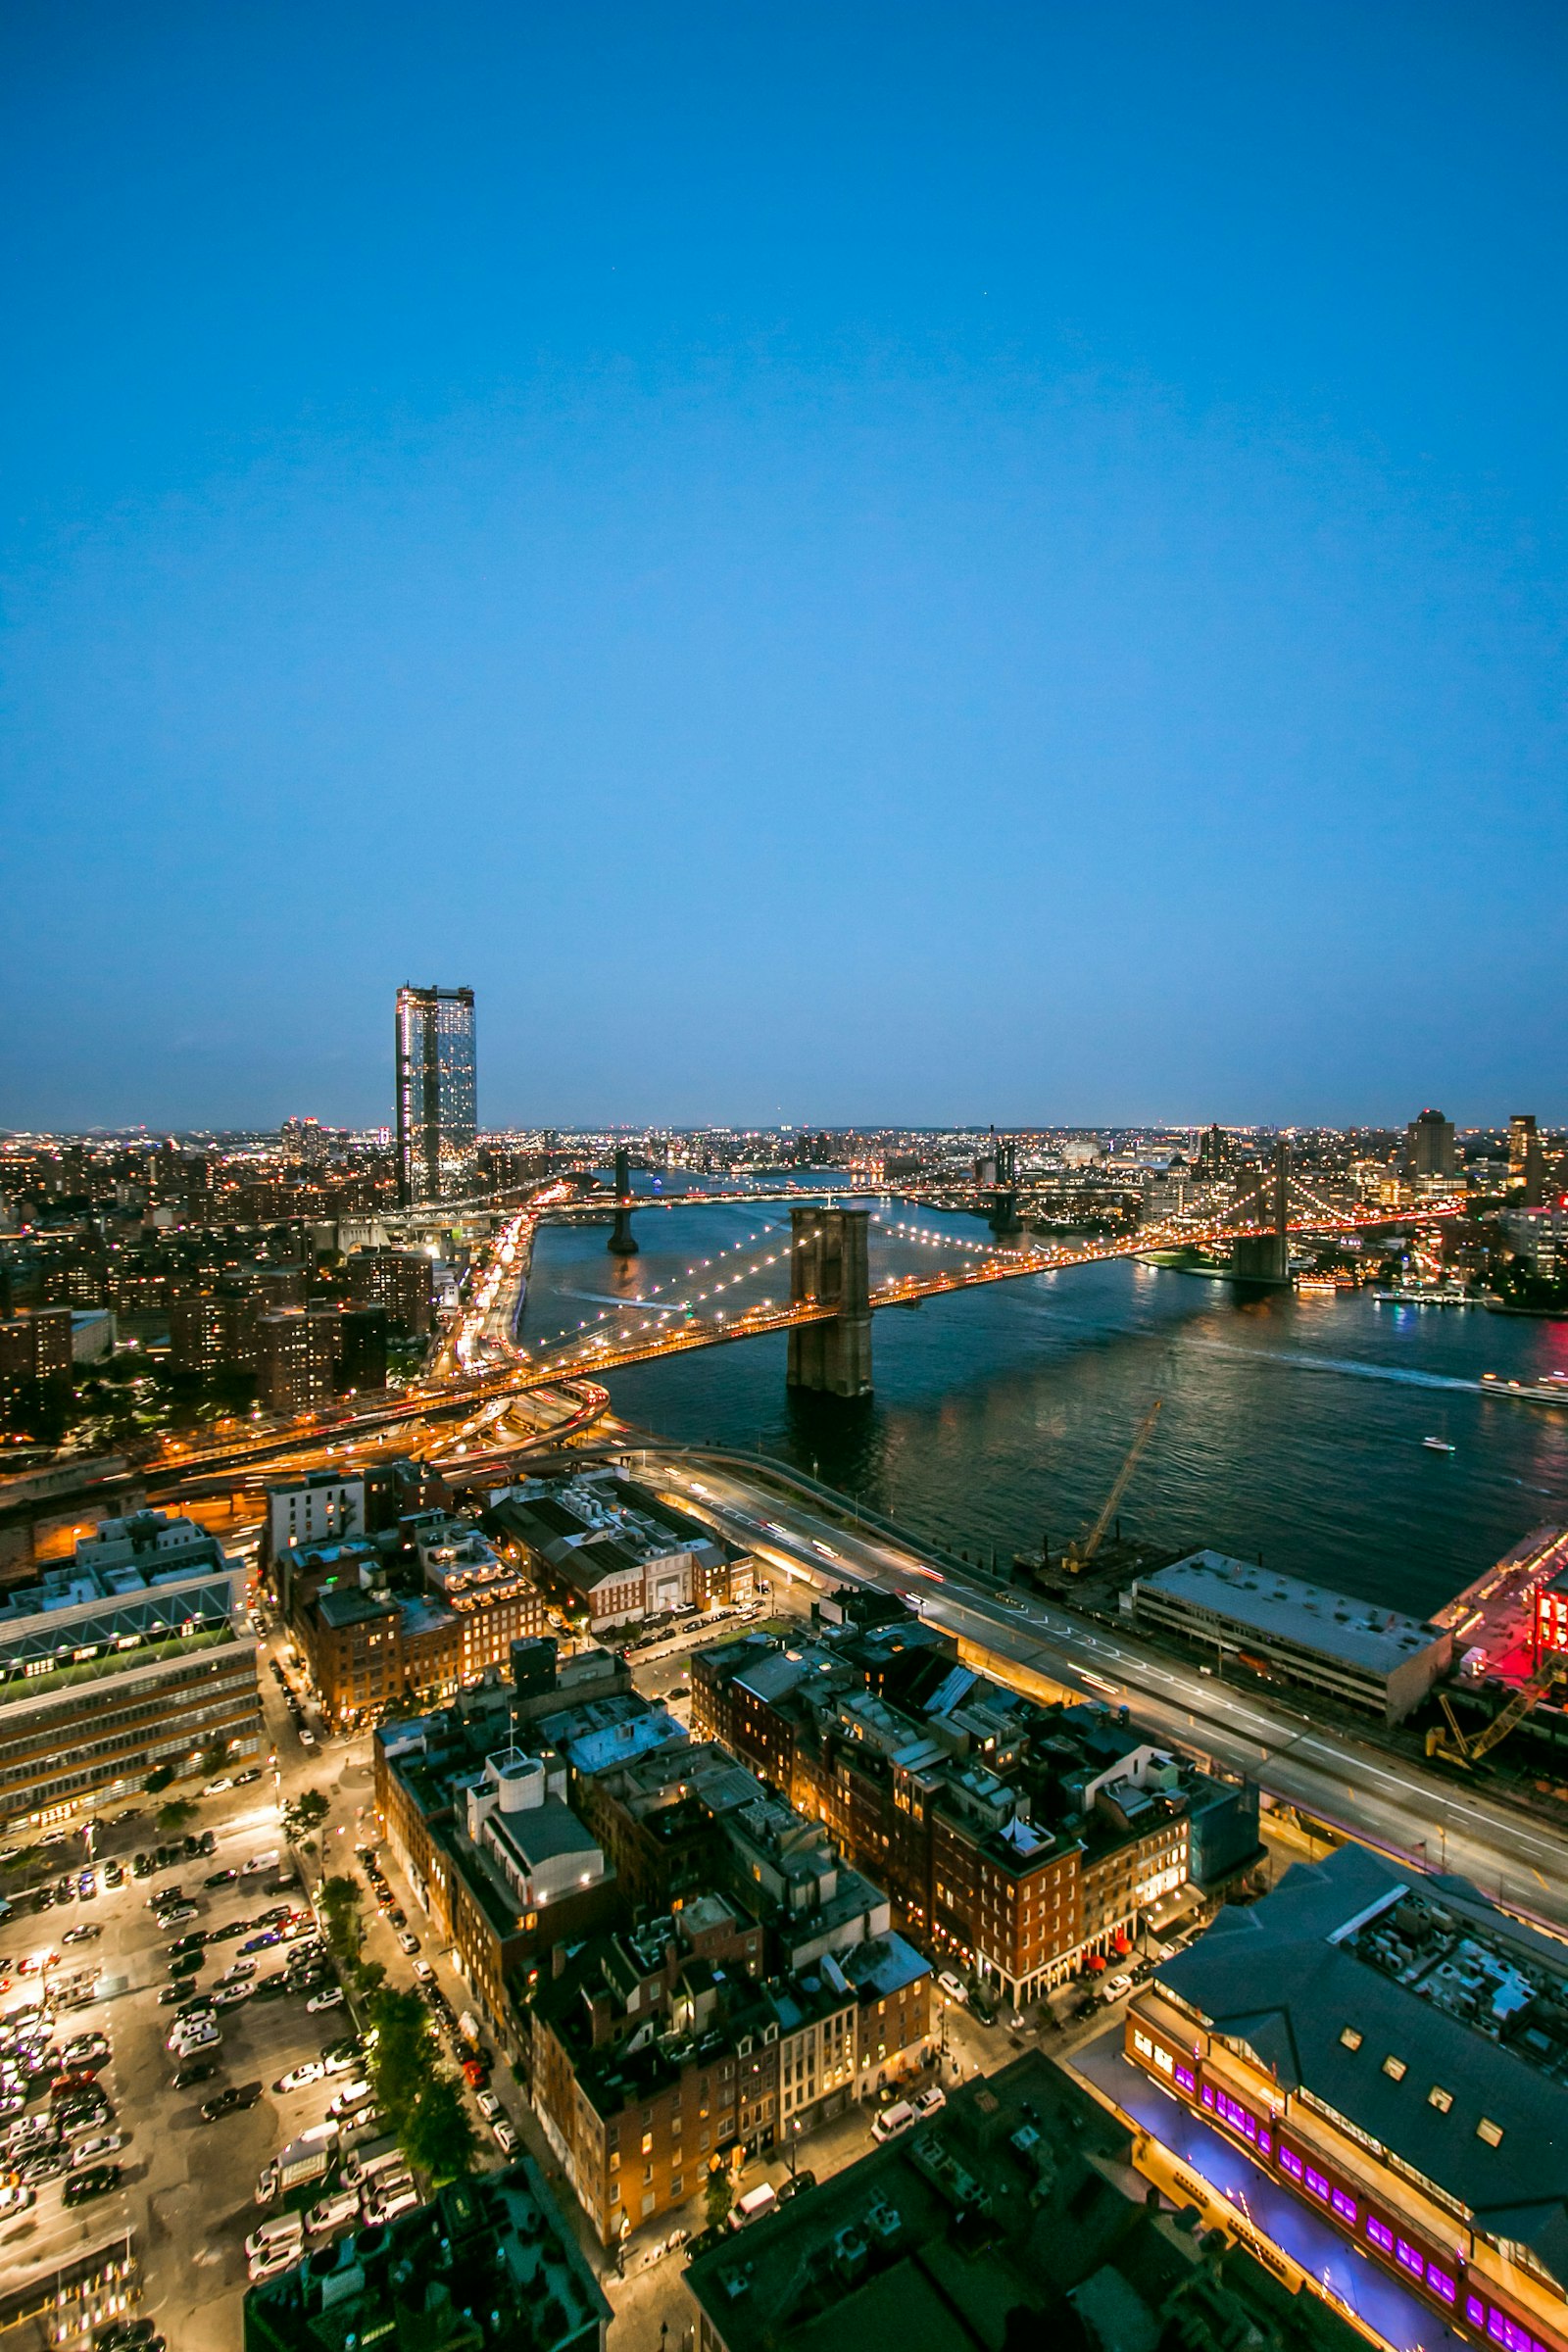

{"left": 691, "top": 1603, "right": 1257, "bottom": 2003}
{"left": 345, "top": 1246, "right": 434, "bottom": 1335}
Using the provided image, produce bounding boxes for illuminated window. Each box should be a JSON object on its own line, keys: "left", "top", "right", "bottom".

{"left": 1428, "top": 2085, "right": 1452, "bottom": 2113}
{"left": 1477, "top": 2117, "right": 1503, "bottom": 2147}
{"left": 1381, "top": 2055, "right": 1406, "bottom": 2082}
{"left": 1339, "top": 2027, "right": 1363, "bottom": 2051}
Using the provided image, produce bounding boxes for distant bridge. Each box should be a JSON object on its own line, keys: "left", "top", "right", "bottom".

{"left": 143, "top": 1175, "right": 1457, "bottom": 1492}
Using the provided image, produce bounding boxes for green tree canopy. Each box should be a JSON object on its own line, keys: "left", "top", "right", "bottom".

{"left": 318, "top": 1875, "right": 365, "bottom": 1970}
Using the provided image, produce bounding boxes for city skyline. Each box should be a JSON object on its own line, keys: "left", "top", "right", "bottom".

{"left": 5, "top": 4, "right": 1567, "bottom": 1131}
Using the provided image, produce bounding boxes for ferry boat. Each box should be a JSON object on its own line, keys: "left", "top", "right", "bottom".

{"left": 1480, "top": 1371, "right": 1568, "bottom": 1407}
{"left": 1371, "top": 1285, "right": 1478, "bottom": 1306}
{"left": 1294, "top": 1274, "right": 1340, "bottom": 1297}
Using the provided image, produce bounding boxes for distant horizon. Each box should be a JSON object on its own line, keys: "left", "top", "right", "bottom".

{"left": 0, "top": 1107, "right": 1544, "bottom": 1145}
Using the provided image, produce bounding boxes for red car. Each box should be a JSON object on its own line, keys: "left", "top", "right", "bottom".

{"left": 462, "top": 2058, "right": 489, "bottom": 2090}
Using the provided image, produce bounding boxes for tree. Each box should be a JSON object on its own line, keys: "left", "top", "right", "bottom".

{"left": 143, "top": 1767, "right": 174, "bottom": 1795}
{"left": 705, "top": 2169, "right": 735, "bottom": 2231}
{"left": 402, "top": 2072, "right": 478, "bottom": 2185}
{"left": 157, "top": 1797, "right": 198, "bottom": 1835}
{"left": 365, "top": 1987, "right": 432, "bottom": 2128}
{"left": 364, "top": 1984, "right": 476, "bottom": 2184}
{"left": 318, "top": 1875, "right": 365, "bottom": 1971}
{"left": 289, "top": 1788, "right": 329, "bottom": 1831}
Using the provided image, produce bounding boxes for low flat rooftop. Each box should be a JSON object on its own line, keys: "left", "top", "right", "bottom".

{"left": 1139, "top": 1550, "right": 1443, "bottom": 1676}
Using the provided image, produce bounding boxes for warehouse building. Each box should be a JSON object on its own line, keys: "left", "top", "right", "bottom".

{"left": 1125, "top": 1550, "right": 1452, "bottom": 1723}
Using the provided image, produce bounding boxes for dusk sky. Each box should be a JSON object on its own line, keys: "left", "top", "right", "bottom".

{"left": 3, "top": 2, "right": 1565, "bottom": 1133}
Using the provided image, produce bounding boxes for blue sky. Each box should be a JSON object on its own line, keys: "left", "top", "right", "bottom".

{"left": 3, "top": 2, "right": 1565, "bottom": 1131}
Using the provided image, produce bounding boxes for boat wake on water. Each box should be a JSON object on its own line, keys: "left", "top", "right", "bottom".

{"left": 1181, "top": 1340, "right": 1483, "bottom": 1395}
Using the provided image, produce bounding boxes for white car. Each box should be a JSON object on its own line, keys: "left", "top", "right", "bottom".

{"left": 328, "top": 2081, "right": 372, "bottom": 2118}
{"left": 168, "top": 2025, "right": 220, "bottom": 2059}
{"left": 242, "top": 1851, "right": 279, "bottom": 1877}
{"left": 306, "top": 2188, "right": 360, "bottom": 2233}
{"left": 245, "top": 2218, "right": 303, "bottom": 2264}
{"left": 308, "top": 1987, "right": 345, "bottom": 2014}
{"left": 871, "top": 2099, "right": 916, "bottom": 2143}
{"left": 1103, "top": 1975, "right": 1134, "bottom": 2002}
{"left": 0, "top": 2182, "right": 35, "bottom": 2216}
{"left": 70, "top": 2131, "right": 126, "bottom": 2166}
{"left": 912, "top": 2085, "right": 947, "bottom": 2118}
{"left": 204, "top": 1777, "right": 234, "bottom": 1795}
{"left": 298, "top": 1729, "right": 317, "bottom": 1747}
{"left": 364, "top": 2184, "right": 418, "bottom": 2226}
{"left": 492, "top": 2118, "right": 517, "bottom": 2155}
{"left": 275, "top": 2060, "right": 326, "bottom": 2092}
{"left": 396, "top": 1931, "right": 418, "bottom": 1956}
{"left": 248, "top": 2242, "right": 300, "bottom": 2284}
{"left": 411, "top": 1959, "right": 434, "bottom": 1983}
{"left": 475, "top": 2089, "right": 500, "bottom": 2120}
{"left": 937, "top": 1972, "right": 968, "bottom": 2004}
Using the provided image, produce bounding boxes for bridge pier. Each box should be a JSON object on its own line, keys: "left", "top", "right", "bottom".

{"left": 1232, "top": 1140, "right": 1291, "bottom": 1283}
{"left": 986, "top": 1187, "right": 1022, "bottom": 1235}
{"left": 608, "top": 1145, "right": 639, "bottom": 1256}
{"left": 786, "top": 1205, "right": 872, "bottom": 1397}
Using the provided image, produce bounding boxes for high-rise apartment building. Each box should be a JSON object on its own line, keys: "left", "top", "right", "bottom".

{"left": 1510, "top": 1112, "right": 1538, "bottom": 1177}
{"left": 394, "top": 985, "right": 477, "bottom": 1205}
{"left": 1403, "top": 1105, "right": 1456, "bottom": 1180}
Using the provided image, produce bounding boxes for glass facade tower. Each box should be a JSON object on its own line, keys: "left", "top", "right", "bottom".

{"left": 395, "top": 984, "right": 477, "bottom": 1204}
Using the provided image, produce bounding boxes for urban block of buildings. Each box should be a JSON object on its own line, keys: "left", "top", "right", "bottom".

{"left": 494, "top": 1468, "right": 754, "bottom": 1633}
{"left": 242, "top": 2159, "right": 610, "bottom": 2352}
{"left": 1125, "top": 1551, "right": 1453, "bottom": 1725}
{"left": 1125, "top": 1842, "right": 1568, "bottom": 2352}
{"left": 267, "top": 1472, "right": 549, "bottom": 1728}
{"left": 0, "top": 1509, "right": 260, "bottom": 1828}
{"left": 373, "top": 1639, "right": 934, "bottom": 2248}
{"left": 690, "top": 1595, "right": 1260, "bottom": 2005}
{"left": 685, "top": 2049, "right": 1369, "bottom": 2352}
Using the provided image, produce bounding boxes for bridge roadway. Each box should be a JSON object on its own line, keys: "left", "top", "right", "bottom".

{"left": 138, "top": 1199, "right": 1457, "bottom": 1494}
{"left": 642, "top": 1451, "right": 1568, "bottom": 1940}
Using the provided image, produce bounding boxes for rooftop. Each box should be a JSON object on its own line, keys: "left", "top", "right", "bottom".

{"left": 241, "top": 2160, "right": 609, "bottom": 2352}
{"left": 1139, "top": 1550, "right": 1445, "bottom": 1674}
{"left": 685, "top": 2051, "right": 1365, "bottom": 2352}
{"left": 1157, "top": 1843, "right": 1568, "bottom": 2276}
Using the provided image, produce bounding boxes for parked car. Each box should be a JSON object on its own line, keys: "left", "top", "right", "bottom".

{"left": 172, "top": 2060, "right": 218, "bottom": 2088}
{"left": 912, "top": 2085, "right": 947, "bottom": 2118}
{"left": 307, "top": 1987, "right": 344, "bottom": 2014}
{"left": 475, "top": 2089, "right": 500, "bottom": 2120}
{"left": 205, "top": 1869, "right": 237, "bottom": 1889}
{"left": 201, "top": 2082, "right": 262, "bottom": 2121}
{"left": 871, "top": 2100, "right": 916, "bottom": 2143}
{"left": 492, "top": 2118, "right": 517, "bottom": 2155}
{"left": 936, "top": 1972, "right": 967, "bottom": 2004}
{"left": 64, "top": 2163, "right": 121, "bottom": 2205}
{"left": 396, "top": 1931, "right": 418, "bottom": 1956}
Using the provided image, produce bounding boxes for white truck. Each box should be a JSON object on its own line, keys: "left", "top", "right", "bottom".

{"left": 342, "top": 2133, "right": 407, "bottom": 2191}
{"left": 256, "top": 2120, "right": 339, "bottom": 2205}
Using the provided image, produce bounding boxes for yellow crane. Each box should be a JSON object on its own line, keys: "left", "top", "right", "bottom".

{"left": 1426, "top": 1658, "right": 1567, "bottom": 1768}
{"left": 1063, "top": 1400, "right": 1163, "bottom": 1572}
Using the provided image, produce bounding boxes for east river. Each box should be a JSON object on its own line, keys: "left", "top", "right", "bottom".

{"left": 517, "top": 1190, "right": 1568, "bottom": 1623}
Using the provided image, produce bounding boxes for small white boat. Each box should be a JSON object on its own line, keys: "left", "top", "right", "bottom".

{"left": 1423, "top": 1437, "right": 1456, "bottom": 1454}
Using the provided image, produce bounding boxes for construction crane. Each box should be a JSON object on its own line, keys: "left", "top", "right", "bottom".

{"left": 1064, "top": 1400, "right": 1163, "bottom": 1573}
{"left": 1426, "top": 1659, "right": 1568, "bottom": 1768}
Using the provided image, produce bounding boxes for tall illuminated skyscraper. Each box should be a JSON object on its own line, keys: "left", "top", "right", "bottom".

{"left": 395, "top": 984, "right": 477, "bottom": 1204}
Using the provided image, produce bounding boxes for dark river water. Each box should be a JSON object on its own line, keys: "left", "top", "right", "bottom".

{"left": 517, "top": 1185, "right": 1568, "bottom": 1623}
